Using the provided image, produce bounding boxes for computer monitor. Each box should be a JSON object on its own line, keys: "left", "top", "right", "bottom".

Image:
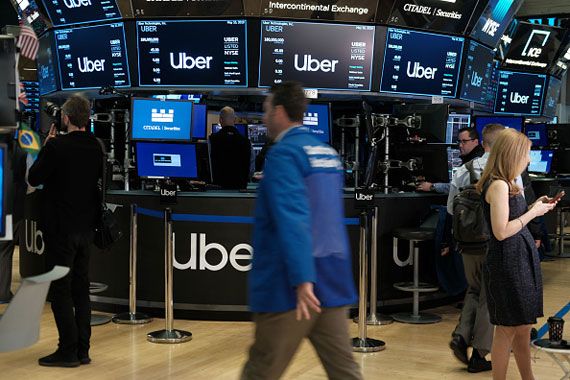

{"left": 135, "top": 142, "right": 198, "bottom": 179}
{"left": 211, "top": 124, "right": 247, "bottom": 138}
{"left": 525, "top": 123, "right": 548, "bottom": 147}
{"left": 494, "top": 70, "right": 547, "bottom": 115}
{"left": 474, "top": 116, "right": 523, "bottom": 142}
{"left": 191, "top": 104, "right": 207, "bottom": 140}
{"left": 394, "top": 104, "right": 449, "bottom": 144}
{"left": 152, "top": 94, "right": 203, "bottom": 103}
{"left": 528, "top": 150, "right": 554, "bottom": 174}
{"left": 248, "top": 125, "right": 269, "bottom": 145}
{"left": 304, "top": 104, "right": 331, "bottom": 144}
{"left": 446, "top": 114, "right": 471, "bottom": 144}
{"left": 131, "top": 98, "right": 193, "bottom": 141}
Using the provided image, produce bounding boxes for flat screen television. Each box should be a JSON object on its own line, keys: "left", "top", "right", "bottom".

{"left": 135, "top": 142, "right": 198, "bottom": 179}
{"left": 543, "top": 76, "right": 562, "bottom": 118}
{"left": 54, "top": 22, "right": 130, "bottom": 90}
{"left": 137, "top": 20, "right": 247, "bottom": 87}
{"left": 550, "top": 37, "right": 570, "bottom": 78}
{"left": 131, "top": 98, "right": 193, "bottom": 141}
{"left": 494, "top": 70, "right": 546, "bottom": 115}
{"left": 528, "top": 149, "right": 554, "bottom": 174}
{"left": 469, "top": 0, "right": 523, "bottom": 48}
{"left": 248, "top": 125, "right": 268, "bottom": 145}
{"left": 37, "top": 33, "right": 58, "bottom": 95}
{"left": 304, "top": 104, "right": 331, "bottom": 144}
{"left": 380, "top": 28, "right": 464, "bottom": 98}
{"left": 524, "top": 123, "right": 548, "bottom": 147}
{"left": 190, "top": 104, "right": 207, "bottom": 140}
{"left": 446, "top": 113, "right": 471, "bottom": 144}
{"left": 42, "top": 0, "right": 121, "bottom": 26}
{"left": 259, "top": 20, "right": 375, "bottom": 91}
{"left": 460, "top": 40, "right": 497, "bottom": 106}
{"left": 474, "top": 115, "right": 523, "bottom": 141}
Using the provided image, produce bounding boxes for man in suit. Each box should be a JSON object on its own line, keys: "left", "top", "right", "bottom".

{"left": 29, "top": 95, "right": 103, "bottom": 367}
{"left": 241, "top": 82, "right": 362, "bottom": 380}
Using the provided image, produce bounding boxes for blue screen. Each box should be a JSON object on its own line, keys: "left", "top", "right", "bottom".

{"left": 131, "top": 99, "right": 193, "bottom": 141}
{"left": 136, "top": 142, "right": 198, "bottom": 178}
{"left": 475, "top": 116, "right": 523, "bottom": 141}
{"left": 525, "top": 123, "right": 548, "bottom": 147}
{"left": 494, "top": 71, "right": 546, "bottom": 115}
{"left": 42, "top": 0, "right": 121, "bottom": 26}
{"left": 529, "top": 149, "right": 553, "bottom": 173}
{"left": 191, "top": 104, "right": 207, "bottom": 140}
{"left": 381, "top": 28, "right": 464, "bottom": 98}
{"left": 303, "top": 104, "right": 331, "bottom": 143}
{"left": 470, "top": 0, "right": 523, "bottom": 48}
{"left": 0, "top": 145, "right": 4, "bottom": 237}
{"left": 37, "top": 34, "right": 58, "bottom": 95}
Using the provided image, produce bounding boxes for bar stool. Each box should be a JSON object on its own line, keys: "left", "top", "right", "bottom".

{"left": 90, "top": 282, "right": 112, "bottom": 326}
{"left": 392, "top": 227, "right": 441, "bottom": 324}
{"left": 551, "top": 206, "right": 570, "bottom": 257}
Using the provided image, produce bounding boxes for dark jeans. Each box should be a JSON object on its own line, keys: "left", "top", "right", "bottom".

{"left": 0, "top": 220, "right": 21, "bottom": 301}
{"left": 45, "top": 232, "right": 93, "bottom": 358}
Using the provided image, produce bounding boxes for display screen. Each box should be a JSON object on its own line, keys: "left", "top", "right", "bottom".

{"left": 136, "top": 142, "right": 198, "bottom": 179}
{"left": 191, "top": 104, "right": 207, "bottom": 140}
{"left": 543, "top": 76, "right": 562, "bottom": 118}
{"left": 211, "top": 123, "right": 247, "bottom": 137}
{"left": 387, "top": 0, "right": 478, "bottom": 34}
{"left": 37, "top": 33, "right": 58, "bottom": 95}
{"left": 502, "top": 22, "right": 565, "bottom": 73}
{"left": 55, "top": 23, "right": 130, "bottom": 90}
{"left": 21, "top": 81, "right": 40, "bottom": 114}
{"left": 495, "top": 71, "right": 546, "bottom": 115}
{"left": 550, "top": 39, "right": 570, "bottom": 78}
{"left": 528, "top": 149, "right": 553, "bottom": 173}
{"left": 446, "top": 113, "right": 471, "bottom": 144}
{"left": 131, "top": 0, "right": 243, "bottom": 18}
{"left": 42, "top": 0, "right": 121, "bottom": 26}
{"left": 137, "top": 20, "right": 248, "bottom": 87}
{"left": 303, "top": 104, "right": 331, "bottom": 143}
{"left": 474, "top": 115, "right": 523, "bottom": 140}
{"left": 470, "top": 0, "right": 523, "bottom": 48}
{"left": 248, "top": 125, "right": 268, "bottom": 145}
{"left": 525, "top": 123, "right": 548, "bottom": 147}
{"left": 380, "top": 28, "right": 464, "bottom": 97}
{"left": 259, "top": 20, "right": 375, "bottom": 91}
{"left": 152, "top": 94, "right": 203, "bottom": 103}
{"left": 131, "top": 98, "right": 193, "bottom": 141}
{"left": 259, "top": 0, "right": 377, "bottom": 23}
{"left": 460, "top": 40, "right": 497, "bottom": 105}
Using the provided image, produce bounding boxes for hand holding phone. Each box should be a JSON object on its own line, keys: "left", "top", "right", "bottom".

{"left": 549, "top": 191, "right": 565, "bottom": 204}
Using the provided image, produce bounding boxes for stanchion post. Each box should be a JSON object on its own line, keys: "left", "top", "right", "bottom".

{"left": 147, "top": 208, "right": 192, "bottom": 344}
{"left": 113, "top": 204, "right": 152, "bottom": 324}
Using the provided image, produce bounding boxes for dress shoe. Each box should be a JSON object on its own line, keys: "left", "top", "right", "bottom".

{"left": 79, "top": 354, "right": 91, "bottom": 365}
{"left": 38, "top": 351, "right": 80, "bottom": 368}
{"left": 449, "top": 334, "right": 468, "bottom": 365}
{"left": 468, "top": 350, "right": 492, "bottom": 373}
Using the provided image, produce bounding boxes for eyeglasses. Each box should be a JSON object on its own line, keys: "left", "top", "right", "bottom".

{"left": 457, "top": 138, "right": 476, "bottom": 145}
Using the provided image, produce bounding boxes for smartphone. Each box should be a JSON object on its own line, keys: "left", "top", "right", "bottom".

{"left": 549, "top": 191, "right": 565, "bottom": 203}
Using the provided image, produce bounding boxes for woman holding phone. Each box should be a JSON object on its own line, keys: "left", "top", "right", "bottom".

{"left": 476, "top": 129, "right": 558, "bottom": 380}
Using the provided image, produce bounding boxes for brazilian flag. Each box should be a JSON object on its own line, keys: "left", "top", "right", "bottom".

{"left": 18, "top": 123, "right": 41, "bottom": 156}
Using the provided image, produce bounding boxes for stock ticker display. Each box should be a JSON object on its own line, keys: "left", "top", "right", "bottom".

{"left": 495, "top": 70, "right": 546, "bottom": 115}
{"left": 380, "top": 28, "right": 464, "bottom": 97}
{"left": 54, "top": 23, "right": 130, "bottom": 90}
{"left": 259, "top": 20, "right": 375, "bottom": 91}
{"left": 42, "top": 0, "right": 121, "bottom": 26}
{"left": 137, "top": 20, "right": 248, "bottom": 87}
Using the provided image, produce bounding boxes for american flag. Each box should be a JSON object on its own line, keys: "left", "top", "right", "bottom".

{"left": 17, "top": 21, "right": 39, "bottom": 61}
{"left": 18, "top": 82, "right": 29, "bottom": 106}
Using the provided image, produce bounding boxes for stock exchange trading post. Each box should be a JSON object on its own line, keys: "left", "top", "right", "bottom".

{"left": 380, "top": 28, "right": 464, "bottom": 97}
{"left": 54, "top": 23, "right": 130, "bottom": 90}
{"left": 259, "top": 20, "right": 375, "bottom": 91}
{"left": 137, "top": 20, "right": 248, "bottom": 87}
{"left": 495, "top": 70, "right": 546, "bottom": 115}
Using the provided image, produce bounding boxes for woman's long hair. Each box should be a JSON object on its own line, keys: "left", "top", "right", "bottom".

{"left": 476, "top": 129, "right": 531, "bottom": 196}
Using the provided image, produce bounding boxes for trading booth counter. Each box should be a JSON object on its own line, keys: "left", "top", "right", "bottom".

{"left": 20, "top": 189, "right": 448, "bottom": 320}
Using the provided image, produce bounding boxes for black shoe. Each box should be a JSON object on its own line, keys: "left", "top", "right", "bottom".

{"left": 79, "top": 356, "right": 91, "bottom": 365}
{"left": 468, "top": 350, "right": 492, "bottom": 373}
{"left": 449, "top": 335, "right": 468, "bottom": 365}
{"left": 38, "top": 351, "right": 80, "bottom": 368}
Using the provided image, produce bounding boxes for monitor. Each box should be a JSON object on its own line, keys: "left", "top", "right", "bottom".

{"left": 37, "top": 33, "right": 58, "bottom": 95}
{"left": 131, "top": 98, "right": 193, "bottom": 141}
{"left": 543, "top": 76, "right": 562, "bottom": 118}
{"left": 380, "top": 28, "right": 464, "bottom": 98}
{"left": 137, "top": 20, "right": 247, "bottom": 87}
{"left": 550, "top": 37, "right": 570, "bottom": 78}
{"left": 525, "top": 123, "right": 548, "bottom": 147}
{"left": 191, "top": 104, "right": 207, "bottom": 140}
{"left": 136, "top": 142, "right": 198, "bottom": 179}
{"left": 21, "top": 81, "right": 40, "bottom": 114}
{"left": 474, "top": 115, "right": 523, "bottom": 141}
{"left": 394, "top": 104, "right": 449, "bottom": 143}
{"left": 502, "top": 22, "right": 565, "bottom": 73}
{"left": 259, "top": 20, "right": 375, "bottom": 91}
{"left": 152, "top": 94, "right": 203, "bottom": 103}
{"left": 528, "top": 149, "right": 553, "bottom": 174}
{"left": 494, "top": 71, "right": 546, "bottom": 115}
{"left": 42, "top": 0, "right": 121, "bottom": 26}
{"left": 470, "top": 0, "right": 523, "bottom": 48}
{"left": 387, "top": 0, "right": 478, "bottom": 34}
{"left": 446, "top": 113, "right": 471, "bottom": 144}
{"left": 211, "top": 123, "right": 247, "bottom": 138}
{"left": 248, "top": 125, "right": 268, "bottom": 145}
{"left": 0, "top": 144, "right": 5, "bottom": 237}
{"left": 460, "top": 40, "right": 497, "bottom": 105}
{"left": 54, "top": 22, "right": 130, "bottom": 90}
{"left": 304, "top": 104, "right": 331, "bottom": 144}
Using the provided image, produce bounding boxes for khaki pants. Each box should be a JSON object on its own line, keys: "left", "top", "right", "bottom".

{"left": 241, "top": 307, "right": 362, "bottom": 380}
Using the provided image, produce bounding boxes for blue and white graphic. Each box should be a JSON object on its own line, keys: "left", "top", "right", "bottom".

{"left": 303, "top": 104, "right": 331, "bottom": 144}
{"left": 136, "top": 142, "right": 198, "bottom": 178}
{"left": 525, "top": 123, "right": 548, "bottom": 147}
{"left": 131, "top": 99, "right": 193, "bottom": 141}
{"left": 470, "top": 0, "right": 522, "bottom": 47}
{"left": 528, "top": 150, "right": 553, "bottom": 173}
{"left": 474, "top": 115, "right": 523, "bottom": 140}
{"left": 151, "top": 108, "right": 174, "bottom": 123}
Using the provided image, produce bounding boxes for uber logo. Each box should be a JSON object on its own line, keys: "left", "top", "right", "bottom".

{"left": 294, "top": 54, "right": 339, "bottom": 73}
{"left": 25, "top": 220, "right": 45, "bottom": 256}
{"left": 510, "top": 92, "right": 529, "bottom": 104}
{"left": 406, "top": 62, "right": 438, "bottom": 79}
{"left": 63, "top": 0, "right": 92, "bottom": 9}
{"left": 170, "top": 53, "right": 213, "bottom": 70}
{"left": 78, "top": 57, "right": 105, "bottom": 73}
{"left": 355, "top": 193, "right": 373, "bottom": 201}
{"left": 522, "top": 30, "right": 551, "bottom": 58}
{"left": 471, "top": 71, "right": 483, "bottom": 87}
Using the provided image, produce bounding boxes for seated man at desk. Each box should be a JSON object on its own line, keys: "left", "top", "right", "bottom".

{"left": 209, "top": 106, "right": 252, "bottom": 189}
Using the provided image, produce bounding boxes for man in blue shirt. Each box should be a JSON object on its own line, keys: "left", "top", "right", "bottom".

{"left": 241, "top": 82, "right": 361, "bottom": 380}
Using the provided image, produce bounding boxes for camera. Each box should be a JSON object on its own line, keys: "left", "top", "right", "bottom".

{"left": 43, "top": 102, "right": 62, "bottom": 131}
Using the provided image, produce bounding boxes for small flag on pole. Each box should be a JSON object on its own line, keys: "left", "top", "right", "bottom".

{"left": 17, "top": 20, "right": 39, "bottom": 61}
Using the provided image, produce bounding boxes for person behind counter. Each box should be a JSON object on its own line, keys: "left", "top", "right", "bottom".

{"left": 209, "top": 106, "right": 252, "bottom": 190}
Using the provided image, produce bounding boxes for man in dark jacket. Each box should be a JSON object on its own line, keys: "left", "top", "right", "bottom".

{"left": 209, "top": 106, "right": 251, "bottom": 189}
{"left": 28, "top": 95, "right": 103, "bottom": 368}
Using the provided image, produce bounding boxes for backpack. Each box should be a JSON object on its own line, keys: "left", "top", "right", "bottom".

{"left": 452, "top": 160, "right": 489, "bottom": 255}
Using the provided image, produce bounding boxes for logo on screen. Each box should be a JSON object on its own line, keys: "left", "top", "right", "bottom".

{"left": 63, "top": 0, "right": 92, "bottom": 9}
{"left": 510, "top": 92, "right": 529, "bottom": 104}
{"left": 471, "top": 71, "right": 483, "bottom": 87}
{"left": 521, "top": 30, "right": 551, "bottom": 58}
{"left": 482, "top": 18, "right": 500, "bottom": 37}
{"left": 153, "top": 153, "right": 181, "bottom": 167}
{"left": 303, "top": 112, "right": 319, "bottom": 127}
{"left": 170, "top": 53, "right": 213, "bottom": 70}
{"left": 406, "top": 62, "right": 438, "bottom": 79}
{"left": 294, "top": 54, "right": 339, "bottom": 73}
{"left": 151, "top": 108, "right": 174, "bottom": 123}
{"left": 78, "top": 57, "right": 105, "bottom": 73}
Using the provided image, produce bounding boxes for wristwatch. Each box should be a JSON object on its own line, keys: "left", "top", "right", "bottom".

{"left": 430, "top": 183, "right": 435, "bottom": 192}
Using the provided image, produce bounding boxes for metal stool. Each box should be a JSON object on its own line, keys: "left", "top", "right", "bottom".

{"left": 549, "top": 206, "right": 570, "bottom": 258}
{"left": 90, "top": 282, "right": 112, "bottom": 326}
{"left": 392, "top": 228, "right": 441, "bottom": 324}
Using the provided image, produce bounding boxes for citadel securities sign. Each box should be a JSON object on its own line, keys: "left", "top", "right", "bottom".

{"left": 260, "top": 0, "right": 378, "bottom": 22}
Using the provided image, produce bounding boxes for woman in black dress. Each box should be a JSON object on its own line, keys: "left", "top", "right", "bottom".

{"left": 476, "top": 129, "right": 557, "bottom": 380}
